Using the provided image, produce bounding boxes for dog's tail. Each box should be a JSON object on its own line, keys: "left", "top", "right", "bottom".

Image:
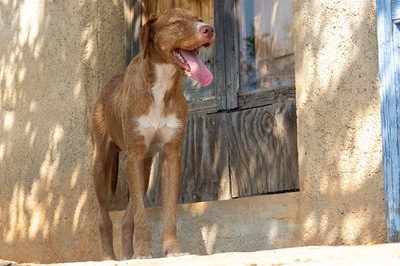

{"left": 109, "top": 144, "right": 119, "bottom": 196}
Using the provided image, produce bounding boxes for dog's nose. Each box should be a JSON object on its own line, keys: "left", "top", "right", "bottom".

{"left": 200, "top": 25, "right": 215, "bottom": 39}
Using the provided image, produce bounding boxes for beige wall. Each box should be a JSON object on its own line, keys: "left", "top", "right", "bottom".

{"left": 0, "top": 0, "right": 386, "bottom": 264}
{"left": 0, "top": 0, "right": 124, "bottom": 263}
{"left": 294, "top": 0, "right": 385, "bottom": 245}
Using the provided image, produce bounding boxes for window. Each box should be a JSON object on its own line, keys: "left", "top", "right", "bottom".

{"left": 238, "top": 0, "right": 294, "bottom": 94}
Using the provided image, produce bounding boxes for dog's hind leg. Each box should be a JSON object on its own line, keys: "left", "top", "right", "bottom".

{"left": 93, "top": 139, "right": 118, "bottom": 260}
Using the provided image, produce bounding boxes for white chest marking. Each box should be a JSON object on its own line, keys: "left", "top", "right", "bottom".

{"left": 136, "top": 64, "right": 182, "bottom": 150}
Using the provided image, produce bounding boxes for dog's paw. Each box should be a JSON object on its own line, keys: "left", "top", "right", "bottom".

{"left": 102, "top": 255, "right": 117, "bottom": 261}
{"left": 166, "top": 252, "right": 190, "bottom": 258}
{"left": 132, "top": 251, "right": 153, "bottom": 260}
{"left": 133, "top": 242, "right": 153, "bottom": 259}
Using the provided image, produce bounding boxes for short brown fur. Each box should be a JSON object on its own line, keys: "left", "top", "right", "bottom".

{"left": 90, "top": 8, "right": 215, "bottom": 260}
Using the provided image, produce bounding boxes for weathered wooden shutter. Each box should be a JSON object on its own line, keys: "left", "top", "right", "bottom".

{"left": 229, "top": 0, "right": 298, "bottom": 197}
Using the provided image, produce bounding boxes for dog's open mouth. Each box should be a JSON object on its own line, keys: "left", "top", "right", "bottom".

{"left": 171, "top": 45, "right": 213, "bottom": 87}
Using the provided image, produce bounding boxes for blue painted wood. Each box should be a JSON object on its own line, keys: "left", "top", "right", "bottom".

{"left": 392, "top": 10, "right": 400, "bottom": 241}
{"left": 392, "top": 0, "right": 400, "bottom": 22}
{"left": 377, "top": 0, "right": 400, "bottom": 242}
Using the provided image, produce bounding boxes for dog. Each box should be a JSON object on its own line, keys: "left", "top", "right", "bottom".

{"left": 90, "top": 8, "right": 215, "bottom": 260}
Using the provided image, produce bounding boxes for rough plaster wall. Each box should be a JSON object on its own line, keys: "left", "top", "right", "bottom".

{"left": 0, "top": 0, "right": 124, "bottom": 263}
{"left": 111, "top": 193, "right": 301, "bottom": 259}
{"left": 293, "top": 0, "right": 386, "bottom": 245}
{"left": 108, "top": 193, "right": 299, "bottom": 260}
{"left": 0, "top": 0, "right": 387, "bottom": 263}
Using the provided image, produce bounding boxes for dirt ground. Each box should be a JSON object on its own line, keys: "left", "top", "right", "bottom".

{"left": 2, "top": 243, "right": 400, "bottom": 266}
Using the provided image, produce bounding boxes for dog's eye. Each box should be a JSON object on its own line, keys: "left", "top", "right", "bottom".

{"left": 174, "top": 20, "right": 181, "bottom": 25}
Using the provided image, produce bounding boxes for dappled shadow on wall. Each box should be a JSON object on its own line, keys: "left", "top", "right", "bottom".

{"left": 0, "top": 0, "right": 123, "bottom": 263}
{"left": 294, "top": 0, "right": 385, "bottom": 245}
{"left": 0, "top": 0, "right": 385, "bottom": 263}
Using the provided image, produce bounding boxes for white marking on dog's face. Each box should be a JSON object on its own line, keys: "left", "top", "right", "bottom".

{"left": 195, "top": 21, "right": 208, "bottom": 38}
{"left": 136, "top": 64, "right": 183, "bottom": 150}
{"left": 195, "top": 21, "right": 208, "bottom": 31}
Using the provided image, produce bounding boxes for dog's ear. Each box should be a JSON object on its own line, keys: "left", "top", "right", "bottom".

{"left": 140, "top": 14, "right": 158, "bottom": 59}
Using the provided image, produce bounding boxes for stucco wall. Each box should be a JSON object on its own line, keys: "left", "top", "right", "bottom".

{"left": 294, "top": 0, "right": 386, "bottom": 245}
{"left": 0, "top": 0, "right": 124, "bottom": 263}
{"left": 0, "top": 0, "right": 386, "bottom": 264}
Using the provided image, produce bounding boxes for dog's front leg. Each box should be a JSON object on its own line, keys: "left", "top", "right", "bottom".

{"left": 161, "top": 142, "right": 183, "bottom": 256}
{"left": 121, "top": 198, "right": 134, "bottom": 260}
{"left": 125, "top": 151, "right": 153, "bottom": 259}
{"left": 121, "top": 156, "right": 153, "bottom": 260}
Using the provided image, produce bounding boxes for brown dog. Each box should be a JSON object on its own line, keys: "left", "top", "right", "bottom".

{"left": 90, "top": 8, "right": 215, "bottom": 260}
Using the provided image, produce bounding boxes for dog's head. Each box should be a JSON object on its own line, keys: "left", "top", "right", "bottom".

{"left": 139, "top": 8, "right": 215, "bottom": 87}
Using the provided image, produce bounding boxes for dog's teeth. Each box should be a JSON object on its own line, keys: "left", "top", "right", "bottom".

{"left": 175, "top": 52, "right": 186, "bottom": 64}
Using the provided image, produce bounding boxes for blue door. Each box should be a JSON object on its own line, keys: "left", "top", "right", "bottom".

{"left": 377, "top": 0, "right": 400, "bottom": 242}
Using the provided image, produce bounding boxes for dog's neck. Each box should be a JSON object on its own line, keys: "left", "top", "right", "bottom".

{"left": 154, "top": 63, "right": 177, "bottom": 79}
{"left": 153, "top": 63, "right": 182, "bottom": 102}
{"left": 142, "top": 49, "right": 183, "bottom": 88}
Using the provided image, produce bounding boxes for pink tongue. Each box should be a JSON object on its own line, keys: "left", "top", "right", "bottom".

{"left": 180, "top": 49, "right": 213, "bottom": 87}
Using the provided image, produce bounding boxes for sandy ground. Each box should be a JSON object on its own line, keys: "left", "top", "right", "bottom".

{"left": 1, "top": 243, "right": 400, "bottom": 266}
